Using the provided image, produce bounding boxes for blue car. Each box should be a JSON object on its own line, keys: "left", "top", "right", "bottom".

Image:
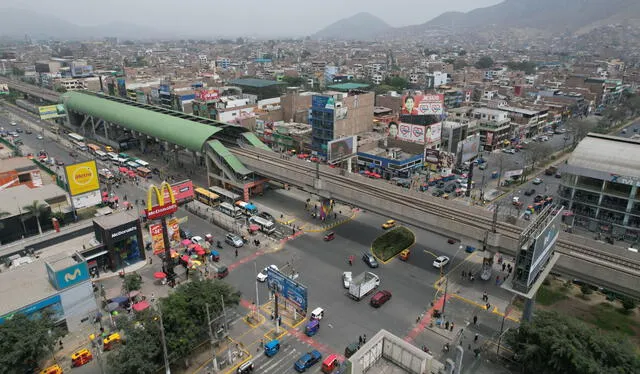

{"left": 294, "top": 350, "right": 322, "bottom": 372}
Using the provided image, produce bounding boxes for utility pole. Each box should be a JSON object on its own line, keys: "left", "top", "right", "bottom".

{"left": 157, "top": 307, "right": 171, "bottom": 374}
{"left": 205, "top": 303, "right": 218, "bottom": 371}
{"left": 254, "top": 261, "right": 260, "bottom": 320}
{"left": 492, "top": 202, "right": 500, "bottom": 233}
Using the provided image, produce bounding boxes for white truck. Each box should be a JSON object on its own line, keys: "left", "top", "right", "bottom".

{"left": 348, "top": 272, "right": 380, "bottom": 300}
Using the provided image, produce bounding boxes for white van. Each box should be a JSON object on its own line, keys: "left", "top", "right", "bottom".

{"left": 310, "top": 307, "right": 324, "bottom": 320}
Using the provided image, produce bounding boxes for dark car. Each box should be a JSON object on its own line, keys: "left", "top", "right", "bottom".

{"left": 179, "top": 228, "right": 193, "bottom": 239}
{"left": 524, "top": 189, "right": 536, "bottom": 196}
{"left": 444, "top": 184, "right": 456, "bottom": 193}
{"left": 15, "top": 128, "right": 23, "bottom": 133}
{"left": 370, "top": 290, "right": 392, "bottom": 308}
{"left": 555, "top": 172, "right": 562, "bottom": 178}
{"left": 294, "top": 350, "right": 322, "bottom": 372}
{"left": 25, "top": 129, "right": 32, "bottom": 134}
{"left": 362, "top": 253, "right": 379, "bottom": 268}
{"left": 432, "top": 189, "right": 444, "bottom": 197}
{"left": 258, "top": 212, "right": 275, "bottom": 222}
{"left": 436, "top": 181, "right": 445, "bottom": 189}
{"left": 534, "top": 195, "right": 544, "bottom": 203}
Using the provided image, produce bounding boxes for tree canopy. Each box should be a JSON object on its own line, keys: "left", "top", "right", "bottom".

{"left": 506, "top": 61, "right": 537, "bottom": 74}
{"left": 281, "top": 76, "right": 305, "bottom": 87}
{"left": 506, "top": 311, "right": 640, "bottom": 374}
{"left": 0, "top": 313, "right": 62, "bottom": 373}
{"left": 382, "top": 76, "right": 408, "bottom": 91}
{"left": 474, "top": 56, "right": 494, "bottom": 69}
{"left": 108, "top": 279, "right": 240, "bottom": 373}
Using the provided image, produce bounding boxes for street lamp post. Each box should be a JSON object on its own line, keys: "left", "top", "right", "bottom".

{"left": 441, "top": 245, "right": 466, "bottom": 319}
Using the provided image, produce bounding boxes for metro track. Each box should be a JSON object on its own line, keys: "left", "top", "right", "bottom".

{"left": 231, "top": 146, "right": 640, "bottom": 277}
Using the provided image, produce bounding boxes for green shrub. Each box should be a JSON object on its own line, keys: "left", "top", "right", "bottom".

{"left": 371, "top": 226, "right": 415, "bottom": 261}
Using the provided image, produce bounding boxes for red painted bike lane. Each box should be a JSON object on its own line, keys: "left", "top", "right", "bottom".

{"left": 404, "top": 295, "right": 448, "bottom": 343}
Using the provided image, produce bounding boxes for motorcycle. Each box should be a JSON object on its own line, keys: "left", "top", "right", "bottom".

{"left": 216, "top": 241, "right": 222, "bottom": 249}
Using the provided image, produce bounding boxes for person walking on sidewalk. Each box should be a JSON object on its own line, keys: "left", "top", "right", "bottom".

{"left": 473, "top": 315, "right": 478, "bottom": 325}
{"left": 235, "top": 249, "right": 238, "bottom": 257}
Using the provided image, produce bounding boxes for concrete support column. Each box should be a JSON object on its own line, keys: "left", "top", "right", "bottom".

{"left": 623, "top": 186, "right": 637, "bottom": 226}
{"left": 192, "top": 150, "right": 198, "bottom": 165}
{"left": 347, "top": 158, "right": 352, "bottom": 173}
{"left": 103, "top": 122, "right": 109, "bottom": 140}
{"left": 140, "top": 137, "right": 147, "bottom": 154}
{"left": 522, "top": 297, "right": 535, "bottom": 322}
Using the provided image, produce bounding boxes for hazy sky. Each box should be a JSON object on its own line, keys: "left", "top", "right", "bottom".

{"left": 4, "top": 0, "right": 504, "bottom": 36}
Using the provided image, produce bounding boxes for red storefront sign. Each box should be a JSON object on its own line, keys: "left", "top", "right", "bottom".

{"left": 145, "top": 203, "right": 178, "bottom": 220}
{"left": 166, "top": 180, "right": 194, "bottom": 203}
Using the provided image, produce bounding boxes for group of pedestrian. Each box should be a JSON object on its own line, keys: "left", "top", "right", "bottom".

{"left": 461, "top": 270, "right": 475, "bottom": 281}
{"left": 443, "top": 321, "right": 455, "bottom": 332}
{"left": 358, "top": 334, "right": 367, "bottom": 345}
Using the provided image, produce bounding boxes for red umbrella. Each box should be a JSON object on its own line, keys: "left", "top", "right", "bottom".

{"left": 118, "top": 167, "right": 128, "bottom": 173}
{"left": 194, "top": 247, "right": 205, "bottom": 255}
{"left": 249, "top": 224, "right": 259, "bottom": 232}
{"left": 181, "top": 254, "right": 190, "bottom": 263}
{"left": 132, "top": 301, "right": 150, "bottom": 312}
{"left": 102, "top": 191, "right": 108, "bottom": 197}
{"left": 154, "top": 272, "right": 167, "bottom": 279}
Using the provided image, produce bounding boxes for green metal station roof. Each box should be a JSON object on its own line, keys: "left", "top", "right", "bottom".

{"left": 62, "top": 92, "right": 222, "bottom": 152}
{"left": 326, "top": 82, "right": 370, "bottom": 91}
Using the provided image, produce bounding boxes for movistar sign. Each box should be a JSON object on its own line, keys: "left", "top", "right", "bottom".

{"left": 54, "top": 262, "right": 90, "bottom": 290}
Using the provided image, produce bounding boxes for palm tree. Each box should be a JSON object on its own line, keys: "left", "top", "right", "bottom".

{"left": 22, "top": 200, "right": 48, "bottom": 235}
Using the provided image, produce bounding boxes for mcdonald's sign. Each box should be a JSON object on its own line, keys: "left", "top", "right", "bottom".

{"left": 145, "top": 182, "right": 178, "bottom": 220}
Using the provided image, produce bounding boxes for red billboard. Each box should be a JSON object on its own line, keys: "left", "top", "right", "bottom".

{"left": 146, "top": 203, "right": 178, "bottom": 220}
{"left": 196, "top": 89, "right": 219, "bottom": 101}
{"left": 165, "top": 180, "right": 194, "bottom": 204}
{"left": 401, "top": 94, "right": 444, "bottom": 115}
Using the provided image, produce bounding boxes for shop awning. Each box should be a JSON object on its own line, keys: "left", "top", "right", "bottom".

{"left": 84, "top": 250, "right": 109, "bottom": 261}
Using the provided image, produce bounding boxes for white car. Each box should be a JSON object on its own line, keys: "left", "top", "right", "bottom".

{"left": 433, "top": 256, "right": 450, "bottom": 269}
{"left": 257, "top": 265, "right": 279, "bottom": 282}
{"left": 191, "top": 236, "right": 204, "bottom": 245}
{"left": 342, "top": 271, "right": 352, "bottom": 289}
{"left": 37, "top": 135, "right": 44, "bottom": 140}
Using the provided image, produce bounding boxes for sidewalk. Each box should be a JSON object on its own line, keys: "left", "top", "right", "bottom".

{"left": 436, "top": 251, "right": 521, "bottom": 323}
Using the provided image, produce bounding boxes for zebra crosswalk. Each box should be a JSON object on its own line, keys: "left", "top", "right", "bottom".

{"left": 249, "top": 340, "right": 301, "bottom": 374}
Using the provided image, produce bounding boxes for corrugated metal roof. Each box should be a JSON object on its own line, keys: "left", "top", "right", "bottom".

{"left": 326, "top": 83, "right": 370, "bottom": 91}
{"left": 228, "top": 78, "right": 282, "bottom": 88}
{"left": 569, "top": 134, "right": 640, "bottom": 178}
{"left": 62, "top": 92, "right": 222, "bottom": 152}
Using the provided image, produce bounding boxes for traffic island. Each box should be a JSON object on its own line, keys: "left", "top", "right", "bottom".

{"left": 372, "top": 226, "right": 415, "bottom": 262}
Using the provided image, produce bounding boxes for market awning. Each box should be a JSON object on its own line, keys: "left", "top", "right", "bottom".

{"left": 83, "top": 250, "right": 108, "bottom": 261}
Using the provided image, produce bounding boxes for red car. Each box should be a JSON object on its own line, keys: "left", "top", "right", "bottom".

{"left": 370, "top": 290, "right": 392, "bottom": 308}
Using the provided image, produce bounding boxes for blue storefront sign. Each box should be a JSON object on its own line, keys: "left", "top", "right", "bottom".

{"left": 267, "top": 267, "right": 308, "bottom": 312}
{"left": 312, "top": 95, "right": 335, "bottom": 110}
{"left": 0, "top": 294, "right": 62, "bottom": 324}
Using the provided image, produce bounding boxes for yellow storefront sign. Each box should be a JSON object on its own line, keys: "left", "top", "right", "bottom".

{"left": 38, "top": 104, "right": 67, "bottom": 120}
{"left": 64, "top": 160, "right": 100, "bottom": 196}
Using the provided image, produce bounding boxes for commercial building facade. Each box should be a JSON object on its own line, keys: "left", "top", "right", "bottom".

{"left": 557, "top": 134, "right": 640, "bottom": 243}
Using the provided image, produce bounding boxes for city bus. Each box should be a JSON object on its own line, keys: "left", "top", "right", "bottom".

{"left": 249, "top": 216, "right": 275, "bottom": 235}
{"left": 235, "top": 201, "right": 258, "bottom": 216}
{"left": 107, "top": 152, "right": 119, "bottom": 163}
{"left": 219, "top": 202, "right": 242, "bottom": 218}
{"left": 68, "top": 132, "right": 85, "bottom": 143}
{"left": 98, "top": 169, "right": 114, "bottom": 183}
{"left": 86, "top": 143, "right": 101, "bottom": 153}
{"left": 194, "top": 187, "right": 220, "bottom": 207}
{"left": 118, "top": 153, "right": 131, "bottom": 160}
{"left": 125, "top": 160, "right": 140, "bottom": 169}
{"left": 71, "top": 140, "right": 88, "bottom": 151}
{"left": 134, "top": 159, "right": 149, "bottom": 167}
{"left": 136, "top": 167, "right": 152, "bottom": 179}
{"left": 94, "top": 150, "right": 110, "bottom": 161}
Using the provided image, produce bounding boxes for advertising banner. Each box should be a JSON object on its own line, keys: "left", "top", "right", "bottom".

{"left": 335, "top": 106, "right": 348, "bottom": 120}
{"left": 426, "top": 122, "right": 442, "bottom": 144}
{"left": 267, "top": 267, "right": 308, "bottom": 312}
{"left": 401, "top": 94, "right": 444, "bottom": 115}
{"left": 528, "top": 209, "right": 562, "bottom": 287}
{"left": 150, "top": 223, "right": 165, "bottom": 255}
{"left": 312, "top": 95, "right": 335, "bottom": 110}
{"left": 38, "top": 104, "right": 67, "bottom": 120}
{"left": 196, "top": 89, "right": 219, "bottom": 101}
{"left": 458, "top": 135, "right": 481, "bottom": 163}
{"left": 54, "top": 262, "right": 90, "bottom": 290}
{"left": 167, "top": 217, "right": 180, "bottom": 242}
{"left": 327, "top": 136, "right": 356, "bottom": 163}
{"left": 486, "top": 132, "right": 494, "bottom": 146}
{"left": 71, "top": 190, "right": 101, "bottom": 209}
{"left": 64, "top": 160, "right": 100, "bottom": 196}
{"left": 166, "top": 180, "right": 194, "bottom": 204}
{"left": 503, "top": 169, "right": 524, "bottom": 179}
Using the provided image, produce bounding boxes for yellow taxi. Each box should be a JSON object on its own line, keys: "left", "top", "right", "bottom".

{"left": 103, "top": 332, "right": 121, "bottom": 351}
{"left": 105, "top": 145, "right": 114, "bottom": 152}
{"left": 40, "top": 364, "right": 63, "bottom": 374}
{"left": 381, "top": 220, "right": 396, "bottom": 229}
{"left": 71, "top": 348, "right": 93, "bottom": 367}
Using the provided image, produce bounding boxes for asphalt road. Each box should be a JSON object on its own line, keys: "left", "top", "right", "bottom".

{"left": 2, "top": 106, "right": 519, "bottom": 373}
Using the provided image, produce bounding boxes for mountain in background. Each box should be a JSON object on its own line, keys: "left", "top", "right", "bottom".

{"left": 315, "top": 0, "right": 640, "bottom": 40}
{"left": 0, "top": 8, "right": 159, "bottom": 40}
{"left": 420, "top": 0, "right": 640, "bottom": 33}
{"left": 312, "top": 12, "right": 391, "bottom": 40}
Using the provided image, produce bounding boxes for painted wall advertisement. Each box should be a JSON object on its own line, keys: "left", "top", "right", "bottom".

{"left": 150, "top": 223, "right": 165, "bottom": 255}
{"left": 401, "top": 94, "right": 444, "bottom": 115}
{"left": 38, "top": 104, "right": 67, "bottom": 120}
{"left": 196, "top": 89, "right": 219, "bottom": 101}
{"left": 426, "top": 122, "right": 442, "bottom": 144}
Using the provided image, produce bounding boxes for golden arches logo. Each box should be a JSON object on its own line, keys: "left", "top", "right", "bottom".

{"left": 147, "top": 182, "right": 177, "bottom": 212}
{"left": 64, "top": 268, "right": 82, "bottom": 282}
